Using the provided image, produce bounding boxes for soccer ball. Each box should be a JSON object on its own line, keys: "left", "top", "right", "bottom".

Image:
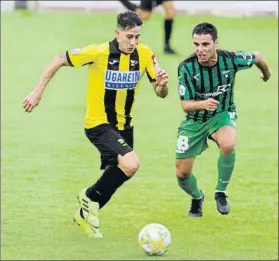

{"left": 138, "top": 223, "right": 171, "bottom": 256}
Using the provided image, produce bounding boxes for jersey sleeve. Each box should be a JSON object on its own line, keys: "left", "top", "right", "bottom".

{"left": 66, "top": 45, "right": 98, "bottom": 68}
{"left": 178, "top": 64, "right": 196, "bottom": 100}
{"left": 145, "top": 47, "right": 160, "bottom": 83}
{"left": 232, "top": 51, "right": 256, "bottom": 71}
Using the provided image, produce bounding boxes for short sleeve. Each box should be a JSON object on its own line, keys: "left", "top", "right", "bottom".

{"left": 232, "top": 51, "right": 256, "bottom": 71}
{"left": 66, "top": 45, "right": 98, "bottom": 68}
{"left": 145, "top": 47, "right": 160, "bottom": 83}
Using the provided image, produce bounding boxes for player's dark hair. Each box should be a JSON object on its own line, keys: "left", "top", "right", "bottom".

{"left": 192, "top": 22, "right": 218, "bottom": 41}
{"left": 117, "top": 11, "right": 143, "bottom": 30}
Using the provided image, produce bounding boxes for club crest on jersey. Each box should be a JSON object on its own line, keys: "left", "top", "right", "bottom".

{"left": 222, "top": 70, "right": 231, "bottom": 78}
{"left": 70, "top": 48, "right": 81, "bottom": 54}
{"left": 130, "top": 60, "right": 138, "bottom": 66}
{"left": 105, "top": 70, "right": 140, "bottom": 90}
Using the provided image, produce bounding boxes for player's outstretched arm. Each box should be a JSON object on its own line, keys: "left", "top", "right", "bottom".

{"left": 23, "top": 54, "right": 69, "bottom": 113}
{"left": 253, "top": 51, "right": 271, "bottom": 82}
{"left": 152, "top": 69, "right": 168, "bottom": 98}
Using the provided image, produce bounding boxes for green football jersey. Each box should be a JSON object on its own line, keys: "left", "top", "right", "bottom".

{"left": 178, "top": 50, "right": 256, "bottom": 122}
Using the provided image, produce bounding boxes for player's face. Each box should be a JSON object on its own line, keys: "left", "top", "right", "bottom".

{"left": 192, "top": 33, "right": 218, "bottom": 65}
{"left": 115, "top": 26, "right": 141, "bottom": 54}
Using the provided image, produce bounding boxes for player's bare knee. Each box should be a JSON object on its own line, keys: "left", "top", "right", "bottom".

{"left": 175, "top": 159, "right": 193, "bottom": 179}
{"left": 220, "top": 144, "right": 235, "bottom": 155}
{"left": 139, "top": 11, "right": 151, "bottom": 20}
{"left": 176, "top": 170, "right": 191, "bottom": 179}
{"left": 164, "top": 7, "right": 176, "bottom": 19}
{"left": 163, "top": 1, "right": 176, "bottom": 19}
{"left": 118, "top": 152, "right": 140, "bottom": 177}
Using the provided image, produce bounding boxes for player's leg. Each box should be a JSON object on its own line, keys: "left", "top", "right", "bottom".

{"left": 176, "top": 157, "right": 205, "bottom": 217}
{"left": 85, "top": 125, "right": 139, "bottom": 207}
{"left": 161, "top": 0, "right": 177, "bottom": 54}
{"left": 209, "top": 112, "right": 237, "bottom": 215}
{"left": 91, "top": 127, "right": 136, "bottom": 209}
{"left": 138, "top": 0, "right": 153, "bottom": 20}
{"left": 118, "top": 0, "right": 138, "bottom": 12}
{"left": 74, "top": 125, "right": 115, "bottom": 238}
{"left": 119, "top": 0, "right": 152, "bottom": 20}
{"left": 176, "top": 157, "right": 200, "bottom": 199}
{"left": 75, "top": 124, "right": 139, "bottom": 238}
{"left": 210, "top": 126, "right": 236, "bottom": 215}
{"left": 176, "top": 120, "right": 208, "bottom": 217}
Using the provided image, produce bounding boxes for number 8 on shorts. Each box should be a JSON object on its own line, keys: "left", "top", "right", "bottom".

{"left": 176, "top": 135, "right": 189, "bottom": 153}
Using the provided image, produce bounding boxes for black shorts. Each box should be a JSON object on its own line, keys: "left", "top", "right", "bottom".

{"left": 85, "top": 124, "right": 134, "bottom": 170}
{"left": 140, "top": 0, "right": 165, "bottom": 11}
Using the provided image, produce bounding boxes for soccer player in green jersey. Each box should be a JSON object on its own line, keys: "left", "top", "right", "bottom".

{"left": 176, "top": 22, "right": 271, "bottom": 217}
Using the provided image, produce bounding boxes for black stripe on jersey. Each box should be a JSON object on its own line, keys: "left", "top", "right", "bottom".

{"left": 104, "top": 41, "right": 121, "bottom": 127}
{"left": 198, "top": 62, "right": 209, "bottom": 122}
{"left": 224, "top": 54, "right": 235, "bottom": 109}
{"left": 198, "top": 63, "right": 205, "bottom": 93}
{"left": 124, "top": 49, "right": 139, "bottom": 129}
{"left": 221, "top": 50, "right": 236, "bottom": 108}
{"left": 183, "top": 66, "right": 195, "bottom": 100}
{"left": 226, "top": 61, "right": 234, "bottom": 109}
{"left": 213, "top": 58, "right": 223, "bottom": 117}
{"left": 104, "top": 89, "right": 118, "bottom": 126}
{"left": 65, "top": 51, "right": 74, "bottom": 67}
{"left": 205, "top": 67, "right": 215, "bottom": 120}
{"left": 208, "top": 67, "right": 214, "bottom": 93}
{"left": 192, "top": 60, "right": 200, "bottom": 121}
{"left": 221, "top": 56, "right": 230, "bottom": 110}
{"left": 221, "top": 50, "right": 238, "bottom": 72}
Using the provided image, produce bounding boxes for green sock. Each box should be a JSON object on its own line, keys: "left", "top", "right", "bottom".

{"left": 215, "top": 152, "right": 235, "bottom": 191}
{"left": 177, "top": 174, "right": 201, "bottom": 199}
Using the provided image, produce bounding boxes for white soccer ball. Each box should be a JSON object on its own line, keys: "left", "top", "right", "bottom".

{"left": 138, "top": 223, "right": 171, "bottom": 256}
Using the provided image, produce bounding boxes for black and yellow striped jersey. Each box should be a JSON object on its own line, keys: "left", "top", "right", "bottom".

{"left": 178, "top": 50, "right": 256, "bottom": 122}
{"left": 66, "top": 38, "right": 159, "bottom": 130}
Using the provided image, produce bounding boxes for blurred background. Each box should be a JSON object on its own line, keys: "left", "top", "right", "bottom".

{"left": 2, "top": 1, "right": 278, "bottom": 16}
{"left": 1, "top": 1, "right": 278, "bottom": 260}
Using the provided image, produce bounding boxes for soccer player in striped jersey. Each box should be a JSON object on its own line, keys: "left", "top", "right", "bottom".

{"left": 23, "top": 11, "right": 168, "bottom": 237}
{"left": 176, "top": 22, "right": 271, "bottom": 217}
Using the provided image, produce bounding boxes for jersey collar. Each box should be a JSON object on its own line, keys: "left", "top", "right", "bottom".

{"left": 111, "top": 38, "right": 136, "bottom": 56}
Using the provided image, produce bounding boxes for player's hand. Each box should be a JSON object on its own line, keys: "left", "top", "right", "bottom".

{"left": 260, "top": 71, "right": 271, "bottom": 82}
{"left": 202, "top": 98, "right": 219, "bottom": 111}
{"left": 156, "top": 69, "right": 168, "bottom": 87}
{"left": 23, "top": 90, "right": 42, "bottom": 113}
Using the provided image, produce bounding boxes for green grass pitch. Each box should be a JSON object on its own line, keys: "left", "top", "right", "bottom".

{"left": 1, "top": 11, "right": 278, "bottom": 260}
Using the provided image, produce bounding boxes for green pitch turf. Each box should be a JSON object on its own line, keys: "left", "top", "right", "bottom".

{"left": 1, "top": 11, "right": 278, "bottom": 260}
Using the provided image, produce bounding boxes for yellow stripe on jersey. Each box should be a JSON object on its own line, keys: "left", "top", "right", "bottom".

{"left": 66, "top": 39, "right": 159, "bottom": 130}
